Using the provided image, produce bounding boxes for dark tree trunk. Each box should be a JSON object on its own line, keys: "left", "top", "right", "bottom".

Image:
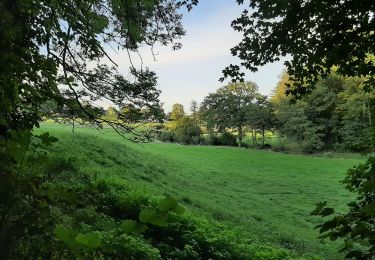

{"left": 262, "top": 126, "right": 265, "bottom": 147}
{"left": 238, "top": 125, "right": 242, "bottom": 147}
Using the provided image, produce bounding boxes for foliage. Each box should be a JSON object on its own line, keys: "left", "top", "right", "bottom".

{"left": 0, "top": 0, "right": 195, "bottom": 181}
{"left": 202, "top": 132, "right": 238, "bottom": 147}
{"left": 169, "top": 103, "right": 185, "bottom": 121}
{"left": 312, "top": 156, "right": 375, "bottom": 258}
{"left": 200, "top": 81, "right": 267, "bottom": 147}
{"left": 272, "top": 72, "right": 375, "bottom": 153}
{"left": 222, "top": 0, "right": 375, "bottom": 95}
{"left": 162, "top": 115, "right": 201, "bottom": 144}
{"left": 172, "top": 116, "right": 201, "bottom": 144}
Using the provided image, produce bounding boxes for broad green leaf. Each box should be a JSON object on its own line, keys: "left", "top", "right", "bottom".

{"left": 135, "top": 224, "right": 148, "bottom": 233}
{"left": 120, "top": 220, "right": 137, "bottom": 233}
{"left": 159, "top": 197, "right": 177, "bottom": 213}
{"left": 172, "top": 204, "right": 185, "bottom": 215}
{"left": 75, "top": 232, "right": 101, "bottom": 249}
{"left": 54, "top": 225, "right": 71, "bottom": 244}
{"left": 150, "top": 213, "right": 168, "bottom": 227}
{"left": 139, "top": 208, "right": 158, "bottom": 223}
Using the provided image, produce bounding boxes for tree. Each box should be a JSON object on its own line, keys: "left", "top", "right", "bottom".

{"left": 0, "top": 0, "right": 192, "bottom": 171}
{"left": 270, "top": 70, "right": 291, "bottom": 105}
{"left": 246, "top": 96, "right": 274, "bottom": 147}
{"left": 222, "top": 0, "right": 375, "bottom": 95}
{"left": 170, "top": 103, "right": 185, "bottom": 121}
{"left": 337, "top": 77, "right": 375, "bottom": 151}
{"left": 171, "top": 115, "right": 201, "bottom": 144}
{"left": 0, "top": 0, "right": 194, "bottom": 255}
{"left": 200, "top": 81, "right": 260, "bottom": 147}
{"left": 190, "top": 100, "right": 199, "bottom": 115}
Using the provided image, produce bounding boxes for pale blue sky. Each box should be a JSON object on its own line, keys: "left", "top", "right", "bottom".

{"left": 113, "top": 0, "right": 285, "bottom": 112}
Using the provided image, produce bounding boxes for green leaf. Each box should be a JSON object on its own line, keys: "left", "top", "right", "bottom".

{"left": 135, "top": 224, "right": 148, "bottom": 233}
{"left": 120, "top": 220, "right": 137, "bottom": 233}
{"left": 75, "top": 232, "right": 101, "bottom": 249}
{"left": 150, "top": 213, "right": 169, "bottom": 227}
{"left": 172, "top": 204, "right": 185, "bottom": 215}
{"left": 139, "top": 208, "right": 158, "bottom": 223}
{"left": 159, "top": 197, "right": 177, "bottom": 213}
{"left": 54, "top": 225, "right": 71, "bottom": 244}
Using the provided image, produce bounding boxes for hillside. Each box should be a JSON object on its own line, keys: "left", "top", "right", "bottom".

{"left": 33, "top": 123, "right": 363, "bottom": 258}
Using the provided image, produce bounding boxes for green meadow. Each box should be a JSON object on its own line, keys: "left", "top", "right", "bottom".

{"left": 37, "top": 123, "right": 364, "bottom": 259}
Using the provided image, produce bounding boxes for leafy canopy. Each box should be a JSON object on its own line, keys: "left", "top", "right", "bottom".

{"left": 221, "top": 0, "right": 375, "bottom": 96}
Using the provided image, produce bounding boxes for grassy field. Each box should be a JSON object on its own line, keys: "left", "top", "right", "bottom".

{"left": 36, "top": 123, "right": 364, "bottom": 259}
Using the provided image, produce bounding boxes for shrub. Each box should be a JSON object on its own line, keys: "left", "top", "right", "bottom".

{"left": 158, "top": 130, "right": 174, "bottom": 142}
{"left": 173, "top": 116, "right": 201, "bottom": 144}
{"left": 203, "top": 132, "right": 238, "bottom": 147}
{"left": 219, "top": 131, "right": 238, "bottom": 146}
{"left": 160, "top": 116, "right": 201, "bottom": 144}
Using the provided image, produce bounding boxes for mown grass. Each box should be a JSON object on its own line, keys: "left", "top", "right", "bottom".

{"left": 36, "top": 123, "right": 364, "bottom": 259}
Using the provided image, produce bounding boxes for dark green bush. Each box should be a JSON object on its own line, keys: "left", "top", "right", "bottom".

{"left": 158, "top": 130, "right": 174, "bottom": 142}
{"left": 203, "top": 132, "right": 238, "bottom": 147}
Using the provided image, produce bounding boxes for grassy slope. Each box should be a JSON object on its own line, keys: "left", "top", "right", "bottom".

{"left": 38, "top": 123, "right": 363, "bottom": 259}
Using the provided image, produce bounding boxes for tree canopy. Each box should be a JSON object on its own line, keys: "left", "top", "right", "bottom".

{"left": 0, "top": 0, "right": 197, "bottom": 172}
{"left": 221, "top": 0, "right": 375, "bottom": 96}
{"left": 200, "top": 81, "right": 266, "bottom": 147}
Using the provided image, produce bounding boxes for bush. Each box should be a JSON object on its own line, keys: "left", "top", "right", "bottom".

{"left": 158, "top": 130, "right": 174, "bottom": 142}
{"left": 203, "top": 132, "right": 238, "bottom": 147}
{"left": 220, "top": 131, "right": 238, "bottom": 146}
{"left": 173, "top": 116, "right": 201, "bottom": 144}
{"left": 160, "top": 116, "right": 201, "bottom": 144}
{"left": 271, "top": 138, "right": 302, "bottom": 153}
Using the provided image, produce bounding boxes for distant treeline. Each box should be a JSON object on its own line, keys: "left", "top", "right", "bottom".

{"left": 157, "top": 71, "right": 374, "bottom": 153}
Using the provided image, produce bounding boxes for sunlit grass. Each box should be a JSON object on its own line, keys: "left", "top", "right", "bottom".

{"left": 37, "top": 122, "right": 364, "bottom": 259}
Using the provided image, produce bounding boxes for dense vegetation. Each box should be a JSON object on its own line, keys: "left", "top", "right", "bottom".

{"left": 1, "top": 0, "right": 374, "bottom": 258}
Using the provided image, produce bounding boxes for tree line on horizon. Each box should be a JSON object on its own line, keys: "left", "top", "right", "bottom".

{"left": 156, "top": 70, "right": 374, "bottom": 154}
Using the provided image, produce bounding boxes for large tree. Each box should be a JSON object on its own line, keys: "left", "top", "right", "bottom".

{"left": 0, "top": 1, "right": 194, "bottom": 253}
{"left": 200, "top": 81, "right": 261, "bottom": 147}
{"left": 0, "top": 0, "right": 194, "bottom": 171}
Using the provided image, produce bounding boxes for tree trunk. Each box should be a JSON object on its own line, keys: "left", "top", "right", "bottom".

{"left": 238, "top": 125, "right": 242, "bottom": 147}
{"left": 262, "top": 126, "right": 265, "bottom": 147}
{"left": 367, "top": 100, "right": 372, "bottom": 126}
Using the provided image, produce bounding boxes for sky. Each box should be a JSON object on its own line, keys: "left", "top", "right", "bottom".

{"left": 112, "top": 0, "right": 286, "bottom": 112}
